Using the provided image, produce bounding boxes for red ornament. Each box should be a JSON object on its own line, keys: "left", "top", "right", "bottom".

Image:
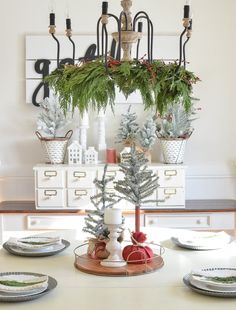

{"left": 122, "top": 244, "right": 154, "bottom": 264}
{"left": 122, "top": 231, "right": 154, "bottom": 264}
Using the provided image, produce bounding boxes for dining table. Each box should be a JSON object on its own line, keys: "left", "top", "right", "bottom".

{"left": 0, "top": 227, "right": 236, "bottom": 310}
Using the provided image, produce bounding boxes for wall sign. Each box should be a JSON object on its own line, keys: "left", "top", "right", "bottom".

{"left": 25, "top": 34, "right": 179, "bottom": 106}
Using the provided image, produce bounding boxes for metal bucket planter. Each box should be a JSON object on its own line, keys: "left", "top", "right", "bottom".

{"left": 159, "top": 138, "right": 187, "bottom": 164}
{"left": 36, "top": 130, "right": 73, "bottom": 164}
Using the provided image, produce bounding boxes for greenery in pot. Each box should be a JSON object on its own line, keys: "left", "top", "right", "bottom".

{"left": 155, "top": 103, "right": 198, "bottom": 140}
{"left": 45, "top": 58, "right": 200, "bottom": 115}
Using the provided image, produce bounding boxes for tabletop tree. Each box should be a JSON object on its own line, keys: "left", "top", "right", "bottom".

{"left": 114, "top": 145, "right": 158, "bottom": 233}
{"left": 83, "top": 164, "right": 122, "bottom": 258}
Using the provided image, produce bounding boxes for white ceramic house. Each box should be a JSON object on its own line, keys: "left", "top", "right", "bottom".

{"left": 67, "top": 141, "right": 83, "bottom": 164}
{"left": 84, "top": 147, "right": 98, "bottom": 164}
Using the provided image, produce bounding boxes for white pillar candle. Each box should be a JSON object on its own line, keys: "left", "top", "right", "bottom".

{"left": 104, "top": 208, "right": 122, "bottom": 225}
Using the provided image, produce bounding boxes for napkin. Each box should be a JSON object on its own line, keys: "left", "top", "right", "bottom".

{"left": 0, "top": 274, "right": 48, "bottom": 293}
{"left": 177, "top": 231, "right": 231, "bottom": 248}
{"left": 7, "top": 236, "right": 62, "bottom": 250}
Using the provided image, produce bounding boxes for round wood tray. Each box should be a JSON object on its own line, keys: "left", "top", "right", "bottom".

{"left": 74, "top": 243, "right": 164, "bottom": 277}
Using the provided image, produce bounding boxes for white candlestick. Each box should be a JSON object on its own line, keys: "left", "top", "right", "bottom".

{"left": 104, "top": 208, "right": 122, "bottom": 225}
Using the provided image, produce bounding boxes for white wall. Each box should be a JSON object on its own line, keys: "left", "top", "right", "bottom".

{"left": 1, "top": 0, "right": 236, "bottom": 201}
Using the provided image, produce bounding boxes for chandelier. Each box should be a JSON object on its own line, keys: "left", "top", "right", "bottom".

{"left": 48, "top": 0, "right": 192, "bottom": 68}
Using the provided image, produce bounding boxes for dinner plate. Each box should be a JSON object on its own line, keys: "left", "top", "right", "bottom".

{"left": 171, "top": 236, "right": 233, "bottom": 250}
{"left": 3, "top": 239, "right": 70, "bottom": 257}
{"left": 190, "top": 268, "right": 236, "bottom": 291}
{"left": 0, "top": 272, "right": 57, "bottom": 302}
{"left": 183, "top": 274, "right": 236, "bottom": 298}
{"left": 0, "top": 286, "right": 47, "bottom": 298}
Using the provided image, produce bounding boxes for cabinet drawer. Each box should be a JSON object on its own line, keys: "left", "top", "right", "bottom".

{"left": 145, "top": 214, "right": 210, "bottom": 228}
{"left": 67, "top": 188, "right": 95, "bottom": 209}
{"left": 157, "top": 168, "right": 185, "bottom": 187}
{"left": 36, "top": 189, "right": 65, "bottom": 208}
{"left": 67, "top": 168, "right": 96, "bottom": 188}
{"left": 97, "top": 167, "right": 123, "bottom": 185}
{"left": 36, "top": 169, "right": 65, "bottom": 188}
{"left": 27, "top": 215, "right": 84, "bottom": 230}
{"left": 157, "top": 188, "right": 185, "bottom": 207}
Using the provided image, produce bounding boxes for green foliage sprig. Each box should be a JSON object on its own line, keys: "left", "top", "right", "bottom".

{"left": 45, "top": 58, "right": 200, "bottom": 115}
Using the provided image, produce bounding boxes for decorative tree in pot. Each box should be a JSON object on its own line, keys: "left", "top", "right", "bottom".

{"left": 156, "top": 103, "right": 198, "bottom": 164}
{"left": 114, "top": 145, "right": 159, "bottom": 263}
{"left": 36, "top": 96, "right": 72, "bottom": 164}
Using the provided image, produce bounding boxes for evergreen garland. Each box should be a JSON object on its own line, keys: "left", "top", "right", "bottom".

{"left": 83, "top": 164, "right": 122, "bottom": 239}
{"left": 45, "top": 58, "right": 200, "bottom": 116}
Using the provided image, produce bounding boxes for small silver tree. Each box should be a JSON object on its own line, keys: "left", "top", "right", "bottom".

{"left": 114, "top": 145, "right": 158, "bottom": 232}
{"left": 37, "top": 96, "right": 69, "bottom": 138}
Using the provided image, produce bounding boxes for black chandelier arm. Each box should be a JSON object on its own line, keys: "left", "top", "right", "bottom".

{"left": 183, "top": 37, "right": 190, "bottom": 68}
{"left": 96, "top": 17, "right": 102, "bottom": 57}
{"left": 108, "top": 13, "right": 121, "bottom": 61}
{"left": 68, "top": 36, "right": 75, "bottom": 64}
{"left": 133, "top": 13, "right": 153, "bottom": 62}
{"left": 136, "top": 39, "right": 141, "bottom": 60}
{"left": 51, "top": 33, "right": 60, "bottom": 68}
{"left": 119, "top": 11, "right": 128, "bottom": 31}
{"left": 102, "top": 24, "right": 108, "bottom": 67}
{"left": 178, "top": 27, "right": 187, "bottom": 69}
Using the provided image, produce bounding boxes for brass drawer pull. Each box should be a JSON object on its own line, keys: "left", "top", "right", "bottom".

{"left": 44, "top": 171, "right": 57, "bottom": 177}
{"left": 106, "top": 171, "right": 117, "bottom": 177}
{"left": 74, "top": 190, "right": 87, "bottom": 196}
{"left": 73, "top": 171, "right": 86, "bottom": 178}
{"left": 44, "top": 190, "right": 57, "bottom": 197}
{"left": 164, "top": 189, "right": 177, "bottom": 195}
{"left": 164, "top": 170, "right": 177, "bottom": 177}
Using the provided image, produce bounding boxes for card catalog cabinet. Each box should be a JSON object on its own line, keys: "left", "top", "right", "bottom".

{"left": 34, "top": 164, "right": 185, "bottom": 210}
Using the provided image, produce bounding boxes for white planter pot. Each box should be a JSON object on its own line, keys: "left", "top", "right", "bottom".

{"left": 160, "top": 138, "right": 187, "bottom": 164}
{"left": 36, "top": 130, "right": 73, "bottom": 164}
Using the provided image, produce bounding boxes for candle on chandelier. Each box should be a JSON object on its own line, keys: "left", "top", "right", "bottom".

{"left": 102, "top": 1, "right": 108, "bottom": 14}
{"left": 184, "top": 0, "right": 191, "bottom": 19}
{"left": 50, "top": 12, "right": 55, "bottom": 26}
{"left": 104, "top": 208, "right": 122, "bottom": 225}
{"left": 138, "top": 22, "right": 143, "bottom": 33}
{"left": 66, "top": 18, "right": 71, "bottom": 30}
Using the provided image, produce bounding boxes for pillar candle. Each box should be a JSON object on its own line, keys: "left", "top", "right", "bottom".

{"left": 66, "top": 18, "right": 71, "bottom": 30}
{"left": 50, "top": 13, "right": 55, "bottom": 26}
{"left": 104, "top": 208, "right": 122, "bottom": 225}
{"left": 102, "top": 2, "right": 108, "bottom": 14}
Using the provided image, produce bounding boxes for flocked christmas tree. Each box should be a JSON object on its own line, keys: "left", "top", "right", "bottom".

{"left": 116, "top": 105, "right": 140, "bottom": 145}
{"left": 83, "top": 164, "right": 122, "bottom": 239}
{"left": 114, "top": 145, "right": 159, "bottom": 233}
{"left": 138, "top": 117, "right": 157, "bottom": 151}
{"left": 37, "top": 96, "right": 69, "bottom": 138}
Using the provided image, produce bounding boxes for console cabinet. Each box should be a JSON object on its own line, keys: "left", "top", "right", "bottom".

{"left": 33, "top": 164, "right": 186, "bottom": 210}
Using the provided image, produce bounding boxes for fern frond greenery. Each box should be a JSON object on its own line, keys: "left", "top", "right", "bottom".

{"left": 45, "top": 58, "right": 200, "bottom": 116}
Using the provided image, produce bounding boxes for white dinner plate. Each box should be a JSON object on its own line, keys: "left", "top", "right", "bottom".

{"left": 190, "top": 268, "right": 236, "bottom": 292}
{"left": 0, "top": 272, "right": 57, "bottom": 302}
{"left": 3, "top": 239, "right": 70, "bottom": 257}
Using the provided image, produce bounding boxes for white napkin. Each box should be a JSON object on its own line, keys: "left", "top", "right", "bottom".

{"left": 0, "top": 274, "right": 48, "bottom": 293}
{"left": 177, "top": 231, "right": 231, "bottom": 247}
{"left": 7, "top": 236, "right": 61, "bottom": 250}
